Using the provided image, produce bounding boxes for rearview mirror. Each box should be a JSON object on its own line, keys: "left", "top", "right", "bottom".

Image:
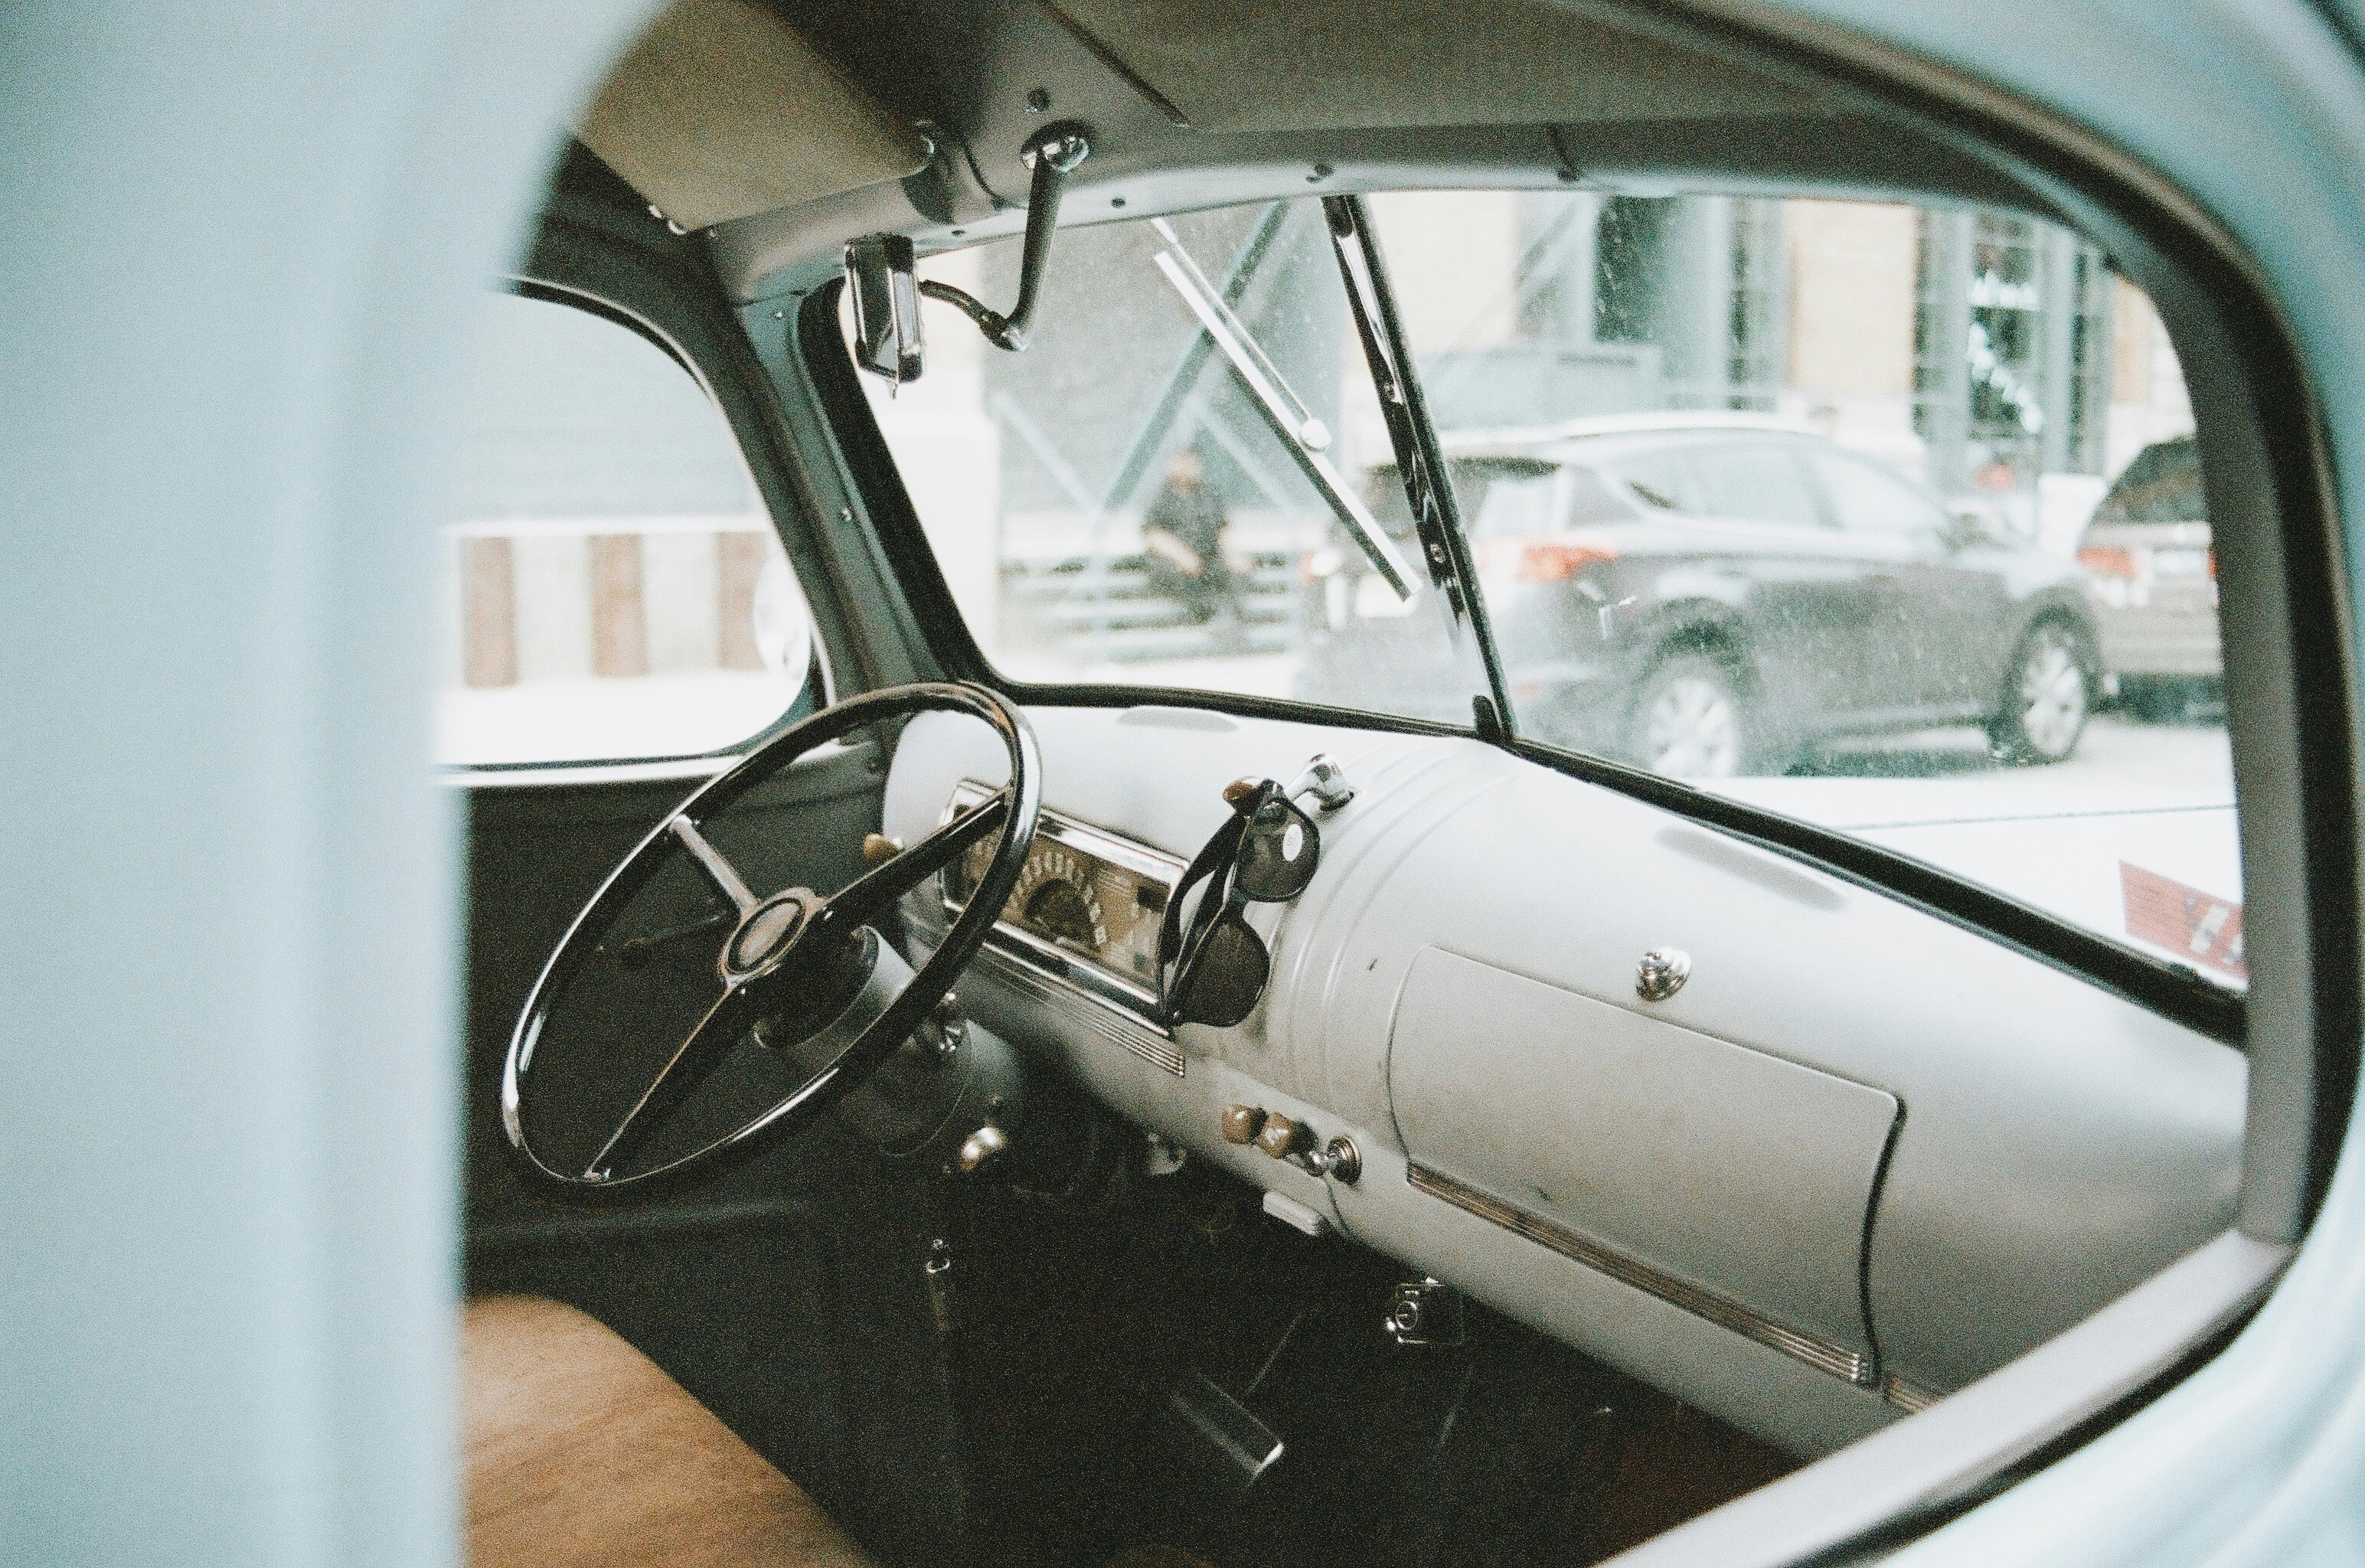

{"left": 844, "top": 234, "right": 924, "bottom": 385}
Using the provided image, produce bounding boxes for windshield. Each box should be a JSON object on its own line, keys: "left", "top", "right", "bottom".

{"left": 856, "top": 201, "right": 1488, "bottom": 727}
{"left": 1363, "top": 189, "right": 2235, "bottom": 991}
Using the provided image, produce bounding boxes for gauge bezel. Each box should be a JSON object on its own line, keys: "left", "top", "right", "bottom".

{"left": 939, "top": 779, "right": 1184, "bottom": 1024}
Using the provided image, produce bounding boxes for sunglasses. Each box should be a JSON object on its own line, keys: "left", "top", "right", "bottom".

{"left": 1158, "top": 778, "right": 1322, "bottom": 1027}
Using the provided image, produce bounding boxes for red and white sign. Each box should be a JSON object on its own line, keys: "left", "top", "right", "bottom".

{"left": 2121, "top": 861, "right": 2246, "bottom": 981}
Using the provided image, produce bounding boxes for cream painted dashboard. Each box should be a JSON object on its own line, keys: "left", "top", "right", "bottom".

{"left": 882, "top": 702, "right": 2244, "bottom": 1457}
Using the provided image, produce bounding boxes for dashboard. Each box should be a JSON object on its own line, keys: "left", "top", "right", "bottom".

{"left": 884, "top": 702, "right": 2246, "bottom": 1458}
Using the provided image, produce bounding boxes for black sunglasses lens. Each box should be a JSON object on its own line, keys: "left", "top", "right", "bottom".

{"left": 1178, "top": 915, "right": 1271, "bottom": 1027}
{"left": 1235, "top": 798, "right": 1318, "bottom": 902}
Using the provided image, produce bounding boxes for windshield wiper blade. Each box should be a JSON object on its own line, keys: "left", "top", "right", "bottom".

{"left": 1148, "top": 221, "right": 1419, "bottom": 601}
{"left": 1321, "top": 194, "right": 1517, "bottom": 737}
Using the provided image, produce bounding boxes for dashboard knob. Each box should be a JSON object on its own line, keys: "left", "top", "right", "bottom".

{"left": 1636, "top": 946, "right": 1691, "bottom": 1001}
{"left": 1221, "top": 1103, "right": 1266, "bottom": 1145}
{"left": 926, "top": 992, "right": 966, "bottom": 1066}
{"left": 1305, "top": 1135, "right": 1362, "bottom": 1185}
{"left": 862, "top": 832, "right": 904, "bottom": 866}
{"left": 1255, "top": 1113, "right": 1305, "bottom": 1160}
{"left": 1287, "top": 754, "right": 1354, "bottom": 812}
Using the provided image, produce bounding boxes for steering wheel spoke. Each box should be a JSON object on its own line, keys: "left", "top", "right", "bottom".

{"left": 580, "top": 983, "right": 758, "bottom": 1181}
{"left": 669, "top": 815, "right": 759, "bottom": 913}
{"left": 815, "top": 789, "right": 1008, "bottom": 937}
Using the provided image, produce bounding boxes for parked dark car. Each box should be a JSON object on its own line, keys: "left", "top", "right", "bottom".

{"left": 1297, "top": 416, "right": 2102, "bottom": 776}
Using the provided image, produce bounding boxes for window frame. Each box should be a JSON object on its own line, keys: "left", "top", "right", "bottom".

{"left": 737, "top": 10, "right": 2359, "bottom": 1560}
{"left": 439, "top": 185, "right": 864, "bottom": 782}
{"left": 756, "top": 8, "right": 2363, "bottom": 1550}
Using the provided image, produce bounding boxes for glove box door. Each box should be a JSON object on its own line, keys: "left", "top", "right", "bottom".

{"left": 1388, "top": 947, "right": 1899, "bottom": 1370}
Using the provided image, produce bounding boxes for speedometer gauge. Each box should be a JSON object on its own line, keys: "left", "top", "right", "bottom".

{"left": 1016, "top": 850, "right": 1106, "bottom": 952}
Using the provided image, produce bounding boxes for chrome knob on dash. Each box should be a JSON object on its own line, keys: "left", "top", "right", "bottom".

{"left": 926, "top": 992, "right": 966, "bottom": 1066}
{"left": 1287, "top": 753, "right": 1354, "bottom": 812}
{"left": 1636, "top": 947, "right": 1691, "bottom": 1002}
{"left": 1302, "top": 1135, "right": 1362, "bottom": 1185}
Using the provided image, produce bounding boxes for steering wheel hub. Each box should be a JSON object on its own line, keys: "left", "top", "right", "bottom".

{"left": 723, "top": 888, "right": 820, "bottom": 978}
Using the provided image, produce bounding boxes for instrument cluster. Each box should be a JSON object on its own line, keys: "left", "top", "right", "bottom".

{"left": 939, "top": 782, "right": 1181, "bottom": 1011}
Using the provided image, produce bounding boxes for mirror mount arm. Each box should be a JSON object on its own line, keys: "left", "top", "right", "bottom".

{"left": 919, "top": 122, "right": 1092, "bottom": 352}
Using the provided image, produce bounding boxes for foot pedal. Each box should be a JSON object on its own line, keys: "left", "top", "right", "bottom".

{"left": 1166, "top": 1370, "right": 1284, "bottom": 1490}
{"left": 1383, "top": 1277, "right": 1465, "bottom": 1348}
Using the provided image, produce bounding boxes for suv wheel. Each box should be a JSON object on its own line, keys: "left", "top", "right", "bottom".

{"left": 1630, "top": 652, "right": 1753, "bottom": 779}
{"left": 1991, "top": 621, "right": 2092, "bottom": 765}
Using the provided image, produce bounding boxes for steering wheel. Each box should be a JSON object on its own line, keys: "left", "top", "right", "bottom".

{"left": 502, "top": 682, "right": 1041, "bottom": 1191}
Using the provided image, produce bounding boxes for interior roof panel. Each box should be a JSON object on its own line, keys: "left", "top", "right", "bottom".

{"left": 676, "top": 0, "right": 2073, "bottom": 300}
{"left": 703, "top": 114, "right": 2070, "bottom": 302}
{"left": 1039, "top": 0, "right": 1816, "bottom": 132}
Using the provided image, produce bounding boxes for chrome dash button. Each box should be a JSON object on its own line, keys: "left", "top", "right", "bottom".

{"left": 1636, "top": 947, "right": 1691, "bottom": 1001}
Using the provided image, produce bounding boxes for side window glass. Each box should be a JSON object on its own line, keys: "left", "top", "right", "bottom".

{"left": 1692, "top": 443, "right": 1824, "bottom": 530}
{"left": 1369, "top": 191, "right": 2236, "bottom": 993}
{"left": 1811, "top": 450, "right": 1952, "bottom": 539}
{"left": 439, "top": 295, "right": 819, "bottom": 766}
{"left": 1563, "top": 466, "right": 1636, "bottom": 525}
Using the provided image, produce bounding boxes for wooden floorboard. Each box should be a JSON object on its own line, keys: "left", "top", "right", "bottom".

{"left": 463, "top": 1295, "right": 874, "bottom": 1568}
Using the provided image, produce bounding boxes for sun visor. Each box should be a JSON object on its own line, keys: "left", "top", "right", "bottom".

{"left": 577, "top": 0, "right": 931, "bottom": 232}
{"left": 1044, "top": 0, "right": 1813, "bottom": 132}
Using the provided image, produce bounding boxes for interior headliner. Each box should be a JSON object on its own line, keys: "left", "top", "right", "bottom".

{"left": 573, "top": 0, "right": 2076, "bottom": 302}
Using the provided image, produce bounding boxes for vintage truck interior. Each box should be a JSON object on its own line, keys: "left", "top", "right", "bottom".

{"left": 456, "top": 3, "right": 2349, "bottom": 1566}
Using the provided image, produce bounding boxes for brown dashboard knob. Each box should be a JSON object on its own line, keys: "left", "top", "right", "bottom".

{"left": 1256, "top": 1113, "right": 1305, "bottom": 1160}
{"left": 1221, "top": 1104, "right": 1267, "bottom": 1145}
{"left": 1223, "top": 776, "right": 1266, "bottom": 807}
{"left": 862, "top": 832, "right": 904, "bottom": 866}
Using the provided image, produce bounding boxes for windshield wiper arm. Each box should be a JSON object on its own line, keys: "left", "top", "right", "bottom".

{"left": 1321, "top": 194, "right": 1517, "bottom": 738}
{"left": 1148, "top": 220, "right": 1419, "bottom": 600}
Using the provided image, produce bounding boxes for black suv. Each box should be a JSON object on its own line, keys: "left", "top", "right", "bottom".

{"left": 1298, "top": 417, "right": 2101, "bottom": 776}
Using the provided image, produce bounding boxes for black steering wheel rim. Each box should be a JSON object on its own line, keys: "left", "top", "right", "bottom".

{"left": 501, "top": 681, "right": 1040, "bottom": 1191}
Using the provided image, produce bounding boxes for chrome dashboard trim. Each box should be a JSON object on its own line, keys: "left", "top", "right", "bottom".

{"left": 904, "top": 910, "right": 1186, "bottom": 1076}
{"left": 919, "top": 784, "right": 1189, "bottom": 1076}
{"left": 1880, "top": 1375, "right": 1940, "bottom": 1414}
{"left": 1405, "top": 1161, "right": 1879, "bottom": 1390}
{"left": 942, "top": 781, "right": 1183, "bottom": 1008}
{"left": 946, "top": 779, "right": 1190, "bottom": 890}
{"left": 973, "top": 939, "right": 1187, "bottom": 1076}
